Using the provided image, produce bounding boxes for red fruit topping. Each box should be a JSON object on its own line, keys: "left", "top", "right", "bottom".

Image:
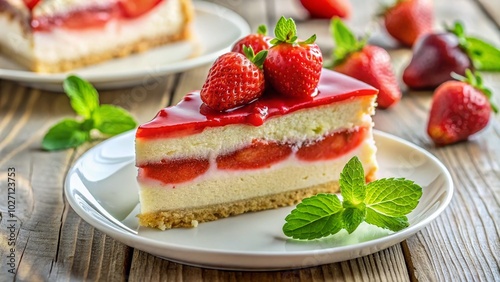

{"left": 264, "top": 17, "right": 323, "bottom": 98}
{"left": 201, "top": 48, "right": 268, "bottom": 112}
{"left": 119, "top": 0, "right": 162, "bottom": 18}
{"left": 331, "top": 19, "right": 401, "bottom": 109}
{"left": 297, "top": 128, "right": 366, "bottom": 161}
{"left": 427, "top": 70, "right": 498, "bottom": 146}
{"left": 232, "top": 25, "right": 272, "bottom": 54}
{"left": 23, "top": 0, "right": 40, "bottom": 10}
{"left": 140, "top": 158, "right": 210, "bottom": 184}
{"left": 299, "top": 0, "right": 351, "bottom": 19}
{"left": 217, "top": 140, "right": 292, "bottom": 170}
{"left": 403, "top": 32, "right": 471, "bottom": 90}
{"left": 383, "top": 0, "right": 433, "bottom": 47}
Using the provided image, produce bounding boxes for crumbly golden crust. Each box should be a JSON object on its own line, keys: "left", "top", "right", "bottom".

{"left": 138, "top": 168, "right": 377, "bottom": 230}
{"left": 32, "top": 26, "right": 192, "bottom": 73}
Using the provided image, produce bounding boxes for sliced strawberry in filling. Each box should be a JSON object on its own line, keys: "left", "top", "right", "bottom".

{"left": 119, "top": 0, "right": 163, "bottom": 18}
{"left": 296, "top": 127, "right": 367, "bottom": 161}
{"left": 217, "top": 140, "right": 292, "bottom": 170}
{"left": 140, "top": 158, "right": 210, "bottom": 185}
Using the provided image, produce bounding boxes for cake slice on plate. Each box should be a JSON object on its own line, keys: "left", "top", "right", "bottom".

{"left": 0, "top": 0, "right": 193, "bottom": 73}
{"left": 135, "top": 18, "right": 379, "bottom": 230}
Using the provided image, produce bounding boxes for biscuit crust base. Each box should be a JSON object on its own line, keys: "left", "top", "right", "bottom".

{"left": 138, "top": 169, "right": 376, "bottom": 230}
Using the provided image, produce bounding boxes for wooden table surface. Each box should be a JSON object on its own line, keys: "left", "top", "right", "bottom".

{"left": 1, "top": 0, "right": 499, "bottom": 281}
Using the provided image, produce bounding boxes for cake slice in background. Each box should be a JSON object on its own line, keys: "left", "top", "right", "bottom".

{"left": 0, "top": 0, "right": 194, "bottom": 73}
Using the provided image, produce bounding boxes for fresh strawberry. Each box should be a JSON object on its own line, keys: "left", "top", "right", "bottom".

{"left": 403, "top": 22, "right": 500, "bottom": 89}
{"left": 232, "top": 25, "right": 272, "bottom": 54}
{"left": 217, "top": 140, "right": 292, "bottom": 170}
{"left": 297, "top": 128, "right": 366, "bottom": 161}
{"left": 383, "top": 0, "right": 433, "bottom": 47}
{"left": 201, "top": 47, "right": 268, "bottom": 111}
{"left": 330, "top": 18, "right": 401, "bottom": 109}
{"left": 119, "top": 0, "right": 161, "bottom": 18}
{"left": 427, "top": 70, "right": 498, "bottom": 146}
{"left": 264, "top": 17, "right": 323, "bottom": 98}
{"left": 299, "top": 0, "right": 351, "bottom": 19}
{"left": 140, "top": 158, "right": 210, "bottom": 184}
{"left": 23, "top": 0, "right": 41, "bottom": 10}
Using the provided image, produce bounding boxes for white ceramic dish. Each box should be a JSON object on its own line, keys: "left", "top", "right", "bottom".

{"left": 0, "top": 1, "right": 250, "bottom": 91}
{"left": 64, "top": 130, "right": 453, "bottom": 271}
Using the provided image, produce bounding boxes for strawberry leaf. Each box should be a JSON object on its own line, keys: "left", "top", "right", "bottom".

{"left": 243, "top": 45, "right": 268, "bottom": 69}
{"left": 331, "top": 18, "right": 366, "bottom": 66}
{"left": 257, "top": 24, "right": 267, "bottom": 36}
{"left": 273, "top": 16, "right": 297, "bottom": 44}
{"left": 465, "top": 37, "right": 500, "bottom": 71}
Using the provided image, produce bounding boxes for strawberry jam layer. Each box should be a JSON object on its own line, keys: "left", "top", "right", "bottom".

{"left": 29, "top": 0, "right": 164, "bottom": 32}
{"left": 138, "top": 127, "right": 368, "bottom": 185}
{"left": 136, "top": 69, "right": 378, "bottom": 140}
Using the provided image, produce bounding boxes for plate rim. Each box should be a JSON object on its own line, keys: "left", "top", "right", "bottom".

{"left": 0, "top": 1, "right": 250, "bottom": 84}
{"left": 64, "top": 129, "right": 454, "bottom": 270}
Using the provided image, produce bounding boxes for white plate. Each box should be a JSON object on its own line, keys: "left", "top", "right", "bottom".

{"left": 0, "top": 1, "right": 250, "bottom": 91}
{"left": 64, "top": 130, "right": 453, "bottom": 271}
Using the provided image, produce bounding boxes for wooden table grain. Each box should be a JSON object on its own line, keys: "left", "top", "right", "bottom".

{"left": 1, "top": 0, "right": 499, "bottom": 281}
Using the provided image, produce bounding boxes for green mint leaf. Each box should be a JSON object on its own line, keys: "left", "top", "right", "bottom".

{"left": 365, "top": 208, "right": 409, "bottom": 232}
{"left": 339, "top": 156, "right": 366, "bottom": 205}
{"left": 63, "top": 75, "right": 99, "bottom": 119}
{"left": 93, "top": 105, "right": 137, "bottom": 136}
{"left": 464, "top": 36, "right": 500, "bottom": 71}
{"left": 42, "top": 119, "right": 90, "bottom": 151}
{"left": 342, "top": 206, "right": 365, "bottom": 234}
{"left": 273, "top": 16, "right": 297, "bottom": 43}
{"left": 283, "top": 194, "right": 344, "bottom": 240}
{"left": 365, "top": 178, "right": 422, "bottom": 217}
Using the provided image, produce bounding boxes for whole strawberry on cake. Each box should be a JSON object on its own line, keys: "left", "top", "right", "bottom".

{"left": 135, "top": 17, "right": 379, "bottom": 230}
{"left": 0, "top": 0, "right": 193, "bottom": 73}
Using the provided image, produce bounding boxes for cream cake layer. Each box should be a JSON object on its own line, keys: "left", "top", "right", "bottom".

{"left": 0, "top": 0, "right": 193, "bottom": 72}
{"left": 138, "top": 133, "right": 377, "bottom": 214}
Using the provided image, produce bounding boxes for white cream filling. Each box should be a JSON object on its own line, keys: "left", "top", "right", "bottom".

{"left": 138, "top": 136, "right": 377, "bottom": 213}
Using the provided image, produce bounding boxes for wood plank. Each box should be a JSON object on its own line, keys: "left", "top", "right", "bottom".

{"left": 475, "top": 0, "right": 500, "bottom": 28}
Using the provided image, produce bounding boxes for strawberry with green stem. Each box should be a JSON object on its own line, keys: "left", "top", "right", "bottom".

{"left": 403, "top": 21, "right": 500, "bottom": 90}
{"left": 201, "top": 46, "right": 268, "bottom": 112}
{"left": 299, "top": 0, "right": 352, "bottom": 19}
{"left": 330, "top": 18, "right": 402, "bottom": 109}
{"left": 427, "top": 69, "right": 498, "bottom": 146}
{"left": 232, "top": 25, "right": 272, "bottom": 54}
{"left": 263, "top": 16, "right": 323, "bottom": 98}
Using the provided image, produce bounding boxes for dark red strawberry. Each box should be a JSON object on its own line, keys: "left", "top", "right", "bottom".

{"left": 264, "top": 17, "right": 323, "bottom": 98}
{"left": 403, "top": 22, "right": 500, "bottom": 90}
{"left": 217, "top": 140, "right": 292, "bottom": 170}
{"left": 299, "top": 0, "right": 351, "bottom": 19}
{"left": 23, "top": 0, "right": 41, "bottom": 10}
{"left": 427, "top": 70, "right": 498, "bottom": 146}
{"left": 383, "top": 0, "right": 433, "bottom": 47}
{"left": 232, "top": 25, "right": 272, "bottom": 54}
{"left": 331, "top": 18, "right": 401, "bottom": 109}
{"left": 201, "top": 47, "right": 268, "bottom": 111}
{"left": 119, "top": 0, "right": 161, "bottom": 18}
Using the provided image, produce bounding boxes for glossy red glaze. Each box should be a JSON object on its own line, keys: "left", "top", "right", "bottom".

{"left": 136, "top": 69, "right": 377, "bottom": 139}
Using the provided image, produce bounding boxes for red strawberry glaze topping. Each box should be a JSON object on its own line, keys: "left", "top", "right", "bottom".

{"left": 136, "top": 69, "right": 378, "bottom": 139}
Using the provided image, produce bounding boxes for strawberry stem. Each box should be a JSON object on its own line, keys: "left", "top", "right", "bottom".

{"left": 331, "top": 18, "right": 367, "bottom": 67}
{"left": 452, "top": 69, "right": 499, "bottom": 114}
{"left": 243, "top": 45, "right": 268, "bottom": 69}
{"left": 270, "top": 16, "right": 316, "bottom": 46}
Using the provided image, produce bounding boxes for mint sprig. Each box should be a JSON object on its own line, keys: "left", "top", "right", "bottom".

{"left": 283, "top": 157, "right": 423, "bottom": 240}
{"left": 42, "top": 75, "right": 137, "bottom": 151}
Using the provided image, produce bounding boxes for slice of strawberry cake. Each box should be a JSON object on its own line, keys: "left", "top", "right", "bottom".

{"left": 0, "top": 0, "right": 193, "bottom": 73}
{"left": 135, "top": 17, "right": 379, "bottom": 230}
